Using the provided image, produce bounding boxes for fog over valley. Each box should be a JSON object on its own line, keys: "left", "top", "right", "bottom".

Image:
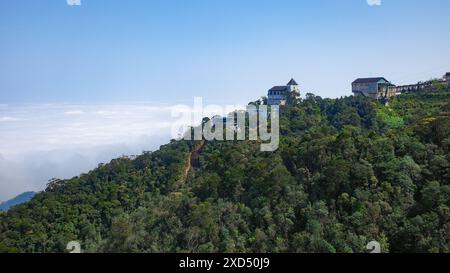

{"left": 0, "top": 103, "right": 176, "bottom": 201}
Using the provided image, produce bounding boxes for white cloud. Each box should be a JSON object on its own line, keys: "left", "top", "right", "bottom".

{"left": 67, "top": 0, "right": 81, "bottom": 6}
{"left": 64, "top": 110, "right": 85, "bottom": 115}
{"left": 0, "top": 117, "right": 20, "bottom": 122}
{"left": 367, "top": 0, "right": 382, "bottom": 6}
{"left": 0, "top": 154, "right": 31, "bottom": 201}
{"left": 0, "top": 103, "right": 177, "bottom": 201}
{"left": 96, "top": 110, "right": 119, "bottom": 116}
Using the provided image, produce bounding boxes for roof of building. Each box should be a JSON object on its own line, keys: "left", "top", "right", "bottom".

{"left": 287, "top": 78, "right": 298, "bottom": 86}
{"left": 269, "top": 86, "right": 288, "bottom": 92}
{"left": 352, "top": 77, "right": 389, "bottom": 84}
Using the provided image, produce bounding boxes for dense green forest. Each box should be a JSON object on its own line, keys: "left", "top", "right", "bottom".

{"left": 1, "top": 85, "right": 449, "bottom": 253}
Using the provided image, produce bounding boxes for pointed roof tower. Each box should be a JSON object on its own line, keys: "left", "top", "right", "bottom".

{"left": 287, "top": 78, "right": 298, "bottom": 86}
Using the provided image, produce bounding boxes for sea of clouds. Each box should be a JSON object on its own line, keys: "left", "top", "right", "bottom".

{"left": 0, "top": 103, "right": 179, "bottom": 201}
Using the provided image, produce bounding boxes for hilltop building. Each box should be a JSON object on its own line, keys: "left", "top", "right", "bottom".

{"left": 353, "top": 72, "right": 450, "bottom": 101}
{"left": 352, "top": 77, "right": 397, "bottom": 100}
{"left": 267, "top": 78, "right": 299, "bottom": 105}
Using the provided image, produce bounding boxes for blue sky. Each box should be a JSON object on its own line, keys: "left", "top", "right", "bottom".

{"left": 1, "top": 0, "right": 450, "bottom": 104}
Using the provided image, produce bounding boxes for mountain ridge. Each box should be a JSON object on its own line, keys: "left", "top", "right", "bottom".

{"left": 0, "top": 192, "right": 36, "bottom": 212}
{"left": 1, "top": 86, "right": 449, "bottom": 253}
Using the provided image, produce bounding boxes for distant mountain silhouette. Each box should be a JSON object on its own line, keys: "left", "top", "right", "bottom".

{"left": 0, "top": 192, "right": 36, "bottom": 212}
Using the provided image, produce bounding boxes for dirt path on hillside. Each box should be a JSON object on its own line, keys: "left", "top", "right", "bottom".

{"left": 180, "top": 140, "right": 206, "bottom": 183}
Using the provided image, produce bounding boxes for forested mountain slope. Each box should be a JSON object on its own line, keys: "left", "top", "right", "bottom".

{"left": 1, "top": 86, "right": 449, "bottom": 253}
{"left": 0, "top": 192, "right": 36, "bottom": 212}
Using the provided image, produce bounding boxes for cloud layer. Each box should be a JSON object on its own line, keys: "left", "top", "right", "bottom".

{"left": 367, "top": 0, "right": 382, "bottom": 6}
{"left": 0, "top": 103, "right": 175, "bottom": 201}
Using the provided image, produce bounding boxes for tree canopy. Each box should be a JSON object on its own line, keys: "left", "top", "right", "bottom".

{"left": 1, "top": 87, "right": 449, "bottom": 253}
